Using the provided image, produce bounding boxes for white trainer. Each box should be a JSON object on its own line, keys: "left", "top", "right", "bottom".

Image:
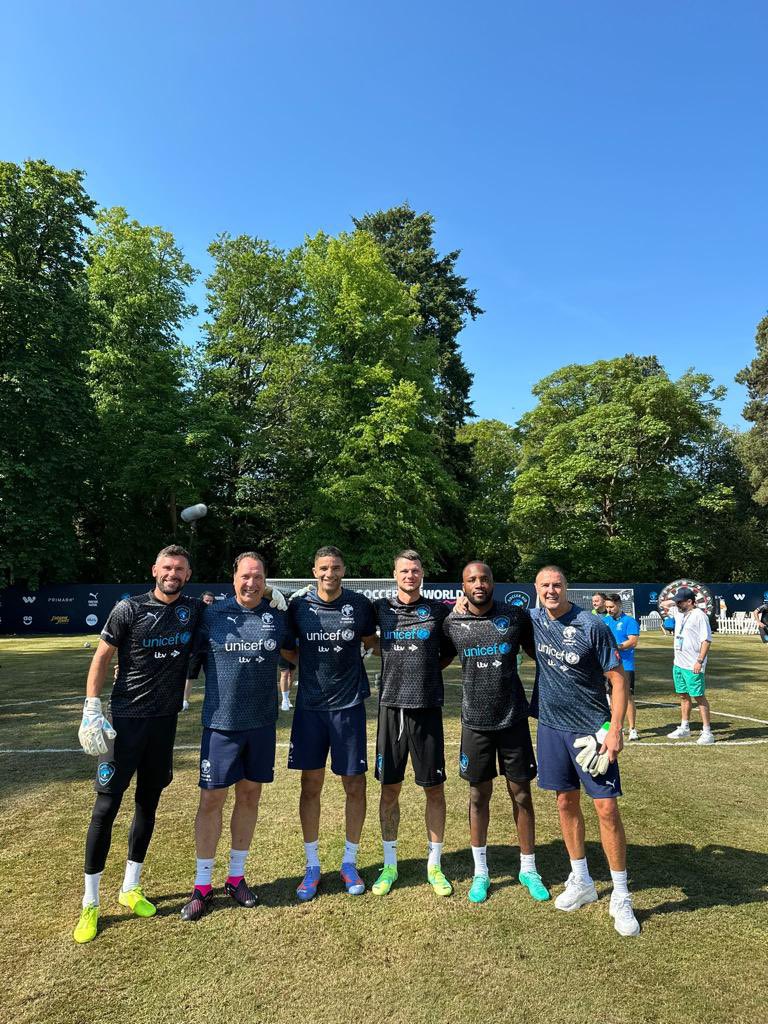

{"left": 628, "top": 728, "right": 639, "bottom": 741}
{"left": 554, "top": 873, "right": 598, "bottom": 912}
{"left": 697, "top": 731, "right": 715, "bottom": 745}
{"left": 281, "top": 699, "right": 292, "bottom": 711}
{"left": 182, "top": 701, "right": 190, "bottom": 712}
{"left": 667, "top": 724, "right": 691, "bottom": 739}
{"left": 609, "top": 893, "right": 640, "bottom": 936}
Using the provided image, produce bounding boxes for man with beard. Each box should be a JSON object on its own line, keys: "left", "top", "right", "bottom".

{"left": 73, "top": 545, "right": 203, "bottom": 943}
{"left": 446, "top": 562, "right": 549, "bottom": 905}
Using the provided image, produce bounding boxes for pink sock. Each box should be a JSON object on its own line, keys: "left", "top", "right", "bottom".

{"left": 195, "top": 883, "right": 212, "bottom": 896}
{"left": 226, "top": 875, "right": 243, "bottom": 887}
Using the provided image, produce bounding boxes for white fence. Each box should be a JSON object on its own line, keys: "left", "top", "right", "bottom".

{"left": 641, "top": 613, "right": 759, "bottom": 635}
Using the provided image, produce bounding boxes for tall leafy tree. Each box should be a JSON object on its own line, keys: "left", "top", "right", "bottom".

{"left": 509, "top": 356, "right": 728, "bottom": 580}
{"left": 85, "top": 207, "right": 198, "bottom": 578}
{"left": 0, "top": 159, "right": 95, "bottom": 586}
{"left": 192, "top": 235, "right": 310, "bottom": 576}
{"left": 735, "top": 312, "right": 768, "bottom": 504}
{"left": 455, "top": 419, "right": 520, "bottom": 578}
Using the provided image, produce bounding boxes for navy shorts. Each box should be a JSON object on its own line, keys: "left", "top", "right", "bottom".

{"left": 536, "top": 721, "right": 622, "bottom": 799}
{"left": 288, "top": 704, "right": 368, "bottom": 776}
{"left": 199, "top": 723, "right": 276, "bottom": 788}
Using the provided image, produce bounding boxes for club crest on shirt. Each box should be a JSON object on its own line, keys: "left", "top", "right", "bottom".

{"left": 493, "top": 616, "right": 510, "bottom": 634}
{"left": 175, "top": 605, "right": 191, "bottom": 624}
{"left": 262, "top": 612, "right": 274, "bottom": 625}
{"left": 562, "top": 626, "right": 577, "bottom": 640}
{"left": 342, "top": 604, "right": 354, "bottom": 618}
{"left": 416, "top": 606, "right": 430, "bottom": 619}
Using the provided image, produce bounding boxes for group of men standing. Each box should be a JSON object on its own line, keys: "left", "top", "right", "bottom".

{"left": 73, "top": 544, "right": 644, "bottom": 944}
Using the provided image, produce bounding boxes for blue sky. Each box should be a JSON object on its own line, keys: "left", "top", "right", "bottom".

{"left": 2, "top": 1, "right": 766, "bottom": 427}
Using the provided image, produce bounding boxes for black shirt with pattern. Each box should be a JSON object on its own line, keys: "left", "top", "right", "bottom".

{"left": 101, "top": 591, "right": 202, "bottom": 718}
{"left": 442, "top": 600, "right": 532, "bottom": 730}
{"left": 375, "top": 596, "right": 452, "bottom": 709}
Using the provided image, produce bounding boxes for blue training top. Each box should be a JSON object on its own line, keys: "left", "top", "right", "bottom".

{"left": 284, "top": 588, "right": 376, "bottom": 711}
{"left": 530, "top": 604, "right": 620, "bottom": 733}
{"left": 604, "top": 612, "right": 639, "bottom": 671}
{"left": 191, "top": 597, "right": 288, "bottom": 730}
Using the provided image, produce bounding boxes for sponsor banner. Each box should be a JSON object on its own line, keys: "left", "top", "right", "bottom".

{"left": 1, "top": 580, "right": 767, "bottom": 634}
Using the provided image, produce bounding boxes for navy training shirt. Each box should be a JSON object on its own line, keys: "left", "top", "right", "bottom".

{"left": 284, "top": 588, "right": 376, "bottom": 711}
{"left": 375, "top": 596, "right": 452, "bottom": 708}
{"left": 191, "top": 597, "right": 288, "bottom": 730}
{"left": 529, "top": 604, "right": 620, "bottom": 733}
{"left": 442, "top": 600, "right": 532, "bottom": 730}
{"left": 101, "top": 591, "right": 202, "bottom": 718}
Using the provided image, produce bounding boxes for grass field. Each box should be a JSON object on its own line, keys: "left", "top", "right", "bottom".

{"left": 1, "top": 632, "right": 767, "bottom": 1024}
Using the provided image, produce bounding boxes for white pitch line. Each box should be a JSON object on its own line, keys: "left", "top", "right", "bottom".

{"left": 0, "top": 695, "right": 82, "bottom": 708}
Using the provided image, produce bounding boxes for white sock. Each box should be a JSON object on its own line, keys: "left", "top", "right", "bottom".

{"left": 304, "top": 840, "right": 320, "bottom": 868}
{"left": 228, "top": 848, "right": 248, "bottom": 878}
{"left": 701, "top": 725, "right": 712, "bottom": 734}
{"left": 428, "top": 841, "right": 443, "bottom": 871}
{"left": 83, "top": 871, "right": 102, "bottom": 908}
{"left": 343, "top": 840, "right": 359, "bottom": 866}
{"left": 680, "top": 720, "right": 690, "bottom": 727}
{"left": 195, "top": 857, "right": 215, "bottom": 888}
{"left": 570, "top": 857, "right": 592, "bottom": 883}
{"left": 472, "top": 845, "right": 488, "bottom": 877}
{"left": 122, "top": 860, "right": 143, "bottom": 892}
{"left": 610, "top": 869, "right": 629, "bottom": 898}
{"left": 520, "top": 852, "right": 536, "bottom": 874}
{"left": 383, "top": 840, "right": 398, "bottom": 867}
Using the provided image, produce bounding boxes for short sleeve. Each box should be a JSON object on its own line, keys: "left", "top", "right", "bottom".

{"left": 282, "top": 602, "right": 299, "bottom": 651}
{"left": 593, "top": 619, "right": 622, "bottom": 674}
{"left": 359, "top": 596, "right": 376, "bottom": 636}
{"left": 100, "top": 600, "right": 134, "bottom": 647}
{"left": 627, "top": 616, "right": 640, "bottom": 637}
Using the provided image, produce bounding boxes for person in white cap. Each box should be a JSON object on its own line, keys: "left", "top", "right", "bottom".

{"left": 660, "top": 587, "right": 714, "bottom": 744}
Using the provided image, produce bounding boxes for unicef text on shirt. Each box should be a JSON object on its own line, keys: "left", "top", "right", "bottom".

{"left": 306, "top": 629, "right": 355, "bottom": 641}
{"left": 141, "top": 631, "right": 192, "bottom": 648}
{"left": 463, "top": 642, "right": 512, "bottom": 657}
{"left": 383, "top": 628, "right": 431, "bottom": 641}
{"left": 224, "top": 640, "right": 277, "bottom": 652}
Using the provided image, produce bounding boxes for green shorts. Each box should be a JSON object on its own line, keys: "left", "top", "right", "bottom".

{"left": 673, "top": 665, "right": 706, "bottom": 697}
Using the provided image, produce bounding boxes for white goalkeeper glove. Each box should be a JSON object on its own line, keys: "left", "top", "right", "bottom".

{"left": 268, "top": 587, "right": 287, "bottom": 611}
{"left": 573, "top": 734, "right": 610, "bottom": 777}
{"left": 288, "top": 585, "right": 314, "bottom": 603}
{"left": 78, "top": 697, "right": 117, "bottom": 756}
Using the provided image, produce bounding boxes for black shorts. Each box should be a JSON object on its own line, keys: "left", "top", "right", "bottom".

{"left": 94, "top": 714, "right": 177, "bottom": 796}
{"left": 375, "top": 706, "right": 446, "bottom": 788}
{"left": 278, "top": 656, "right": 295, "bottom": 672}
{"left": 459, "top": 718, "right": 537, "bottom": 786}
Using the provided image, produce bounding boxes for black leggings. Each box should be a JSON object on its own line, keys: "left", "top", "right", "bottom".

{"left": 84, "top": 786, "right": 164, "bottom": 875}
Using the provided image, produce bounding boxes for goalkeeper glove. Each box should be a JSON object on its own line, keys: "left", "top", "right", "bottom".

{"left": 573, "top": 732, "right": 611, "bottom": 777}
{"left": 78, "top": 697, "right": 117, "bottom": 756}
{"left": 268, "top": 587, "right": 287, "bottom": 611}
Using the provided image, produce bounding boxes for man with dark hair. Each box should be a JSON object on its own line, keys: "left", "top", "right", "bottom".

{"left": 591, "top": 592, "right": 608, "bottom": 615}
{"left": 73, "top": 545, "right": 203, "bottom": 943}
{"left": 282, "top": 546, "right": 377, "bottom": 900}
{"left": 531, "top": 565, "right": 639, "bottom": 936}
{"left": 446, "top": 562, "right": 549, "bottom": 905}
{"left": 603, "top": 594, "right": 640, "bottom": 740}
{"left": 180, "top": 552, "right": 288, "bottom": 921}
{"left": 370, "top": 550, "right": 455, "bottom": 897}
{"left": 751, "top": 601, "right": 768, "bottom": 644}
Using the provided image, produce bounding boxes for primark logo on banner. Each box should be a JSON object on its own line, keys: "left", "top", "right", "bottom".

{"left": 22, "top": 596, "right": 36, "bottom": 604}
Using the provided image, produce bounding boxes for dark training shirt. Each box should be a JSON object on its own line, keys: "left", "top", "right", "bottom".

{"left": 190, "top": 597, "right": 288, "bottom": 731}
{"left": 442, "top": 601, "right": 532, "bottom": 730}
{"left": 283, "top": 588, "right": 376, "bottom": 711}
{"left": 101, "top": 591, "right": 202, "bottom": 718}
{"left": 375, "top": 596, "right": 452, "bottom": 708}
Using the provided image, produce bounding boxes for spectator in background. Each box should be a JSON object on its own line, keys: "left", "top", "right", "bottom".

{"left": 660, "top": 587, "right": 714, "bottom": 745}
{"left": 591, "top": 593, "right": 607, "bottom": 615}
{"left": 278, "top": 655, "right": 296, "bottom": 711}
{"left": 603, "top": 595, "right": 640, "bottom": 740}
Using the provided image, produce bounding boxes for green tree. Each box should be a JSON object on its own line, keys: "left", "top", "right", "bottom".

{"left": 0, "top": 159, "right": 95, "bottom": 586}
{"left": 84, "top": 207, "right": 198, "bottom": 578}
{"left": 735, "top": 313, "right": 768, "bottom": 504}
{"left": 455, "top": 419, "right": 520, "bottom": 578}
{"left": 280, "top": 230, "right": 457, "bottom": 574}
{"left": 509, "top": 356, "right": 727, "bottom": 580}
{"left": 192, "top": 235, "right": 310, "bottom": 576}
